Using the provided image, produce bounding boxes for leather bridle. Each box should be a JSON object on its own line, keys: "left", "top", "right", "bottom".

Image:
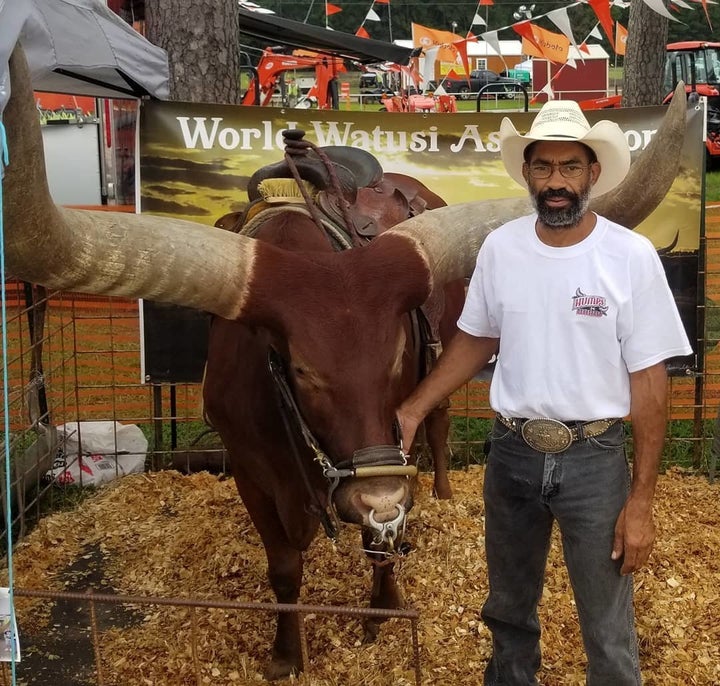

{"left": 268, "top": 347, "right": 417, "bottom": 543}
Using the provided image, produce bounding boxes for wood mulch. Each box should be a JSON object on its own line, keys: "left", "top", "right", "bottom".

{"left": 4, "top": 466, "right": 719, "bottom": 686}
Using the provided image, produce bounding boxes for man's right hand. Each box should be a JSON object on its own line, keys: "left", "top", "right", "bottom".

{"left": 396, "top": 404, "right": 425, "bottom": 456}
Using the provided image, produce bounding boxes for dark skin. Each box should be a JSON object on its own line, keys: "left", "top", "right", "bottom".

{"left": 397, "top": 140, "right": 667, "bottom": 574}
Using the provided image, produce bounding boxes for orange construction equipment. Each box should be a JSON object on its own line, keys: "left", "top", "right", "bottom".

{"left": 242, "top": 48, "right": 347, "bottom": 109}
{"left": 581, "top": 41, "right": 720, "bottom": 165}
{"left": 379, "top": 91, "right": 457, "bottom": 113}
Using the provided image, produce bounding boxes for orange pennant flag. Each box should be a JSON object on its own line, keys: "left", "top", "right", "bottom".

{"left": 326, "top": 3, "right": 343, "bottom": 15}
{"left": 479, "top": 0, "right": 494, "bottom": 5}
{"left": 615, "top": 22, "right": 627, "bottom": 56}
{"left": 375, "top": 0, "right": 390, "bottom": 3}
{"left": 412, "top": 23, "right": 465, "bottom": 66}
{"left": 452, "top": 39, "right": 472, "bottom": 78}
{"left": 587, "top": 0, "right": 615, "bottom": 51}
{"left": 355, "top": 26, "right": 370, "bottom": 38}
{"left": 515, "top": 22, "right": 569, "bottom": 64}
{"left": 579, "top": 42, "right": 591, "bottom": 55}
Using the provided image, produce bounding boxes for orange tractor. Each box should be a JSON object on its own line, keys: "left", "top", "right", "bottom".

{"left": 242, "top": 48, "right": 347, "bottom": 109}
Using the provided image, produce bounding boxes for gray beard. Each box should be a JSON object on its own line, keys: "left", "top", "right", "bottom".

{"left": 531, "top": 187, "right": 591, "bottom": 228}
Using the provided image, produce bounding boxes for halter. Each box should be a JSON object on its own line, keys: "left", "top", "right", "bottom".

{"left": 268, "top": 348, "right": 417, "bottom": 544}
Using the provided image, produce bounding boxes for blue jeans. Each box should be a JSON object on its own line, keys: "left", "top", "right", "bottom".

{"left": 482, "top": 420, "right": 641, "bottom": 686}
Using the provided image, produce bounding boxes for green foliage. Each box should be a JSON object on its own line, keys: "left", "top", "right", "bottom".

{"left": 706, "top": 168, "right": 720, "bottom": 199}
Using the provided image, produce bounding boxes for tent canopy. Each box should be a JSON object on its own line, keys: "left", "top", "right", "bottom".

{"left": 0, "top": 0, "right": 169, "bottom": 113}
{"left": 238, "top": 8, "right": 418, "bottom": 66}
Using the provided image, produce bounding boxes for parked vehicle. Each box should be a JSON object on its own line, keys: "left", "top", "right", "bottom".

{"left": 580, "top": 41, "right": 720, "bottom": 167}
{"left": 437, "top": 69, "right": 519, "bottom": 100}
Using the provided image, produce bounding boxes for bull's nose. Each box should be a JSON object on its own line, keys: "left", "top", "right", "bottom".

{"left": 359, "top": 485, "right": 407, "bottom": 522}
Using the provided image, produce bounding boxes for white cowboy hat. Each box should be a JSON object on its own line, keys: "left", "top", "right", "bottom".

{"left": 499, "top": 99, "right": 631, "bottom": 198}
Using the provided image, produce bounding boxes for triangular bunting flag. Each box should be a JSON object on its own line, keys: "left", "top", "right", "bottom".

{"left": 641, "top": 0, "right": 682, "bottom": 20}
{"left": 356, "top": 26, "right": 370, "bottom": 38}
{"left": 365, "top": 8, "right": 381, "bottom": 21}
{"left": 579, "top": 41, "right": 592, "bottom": 54}
{"left": 326, "top": 3, "right": 343, "bottom": 15}
{"left": 587, "top": 0, "right": 615, "bottom": 50}
{"left": 452, "top": 39, "right": 472, "bottom": 78}
{"left": 422, "top": 46, "right": 439, "bottom": 87}
{"left": 480, "top": 30, "right": 502, "bottom": 58}
{"left": 479, "top": 0, "right": 494, "bottom": 5}
{"left": 588, "top": 25, "right": 603, "bottom": 41}
{"left": 472, "top": 13, "right": 487, "bottom": 26}
{"left": 546, "top": 7, "right": 580, "bottom": 56}
{"left": 374, "top": 0, "right": 389, "bottom": 4}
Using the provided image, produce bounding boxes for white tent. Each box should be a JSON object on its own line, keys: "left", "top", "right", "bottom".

{"left": 0, "top": 0, "right": 169, "bottom": 114}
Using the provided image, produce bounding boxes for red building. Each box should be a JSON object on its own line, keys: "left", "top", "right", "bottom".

{"left": 531, "top": 44, "right": 611, "bottom": 102}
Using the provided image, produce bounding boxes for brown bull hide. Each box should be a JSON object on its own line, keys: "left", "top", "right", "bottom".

{"left": 203, "top": 180, "right": 464, "bottom": 679}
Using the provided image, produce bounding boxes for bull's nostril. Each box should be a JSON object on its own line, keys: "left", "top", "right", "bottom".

{"left": 359, "top": 485, "right": 406, "bottom": 521}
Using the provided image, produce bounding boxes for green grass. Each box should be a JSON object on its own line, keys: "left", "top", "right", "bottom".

{"left": 706, "top": 167, "right": 720, "bottom": 201}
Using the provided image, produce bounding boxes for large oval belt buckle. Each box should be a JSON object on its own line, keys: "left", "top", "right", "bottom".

{"left": 521, "top": 418, "right": 573, "bottom": 453}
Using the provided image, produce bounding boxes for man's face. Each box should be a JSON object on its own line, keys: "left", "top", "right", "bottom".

{"left": 523, "top": 141, "right": 600, "bottom": 228}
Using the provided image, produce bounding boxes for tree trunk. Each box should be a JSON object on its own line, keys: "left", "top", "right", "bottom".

{"left": 145, "top": 0, "right": 242, "bottom": 104}
{"left": 622, "top": 1, "right": 668, "bottom": 107}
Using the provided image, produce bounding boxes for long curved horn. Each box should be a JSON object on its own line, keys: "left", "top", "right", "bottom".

{"left": 388, "top": 85, "right": 688, "bottom": 287}
{"left": 590, "top": 80, "right": 687, "bottom": 224}
{"left": 3, "top": 45, "right": 255, "bottom": 320}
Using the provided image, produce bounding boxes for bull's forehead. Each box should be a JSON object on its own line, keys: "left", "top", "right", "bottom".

{"left": 287, "top": 311, "right": 408, "bottom": 377}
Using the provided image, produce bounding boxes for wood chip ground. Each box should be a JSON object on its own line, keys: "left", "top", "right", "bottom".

{"left": 4, "top": 466, "right": 719, "bottom": 685}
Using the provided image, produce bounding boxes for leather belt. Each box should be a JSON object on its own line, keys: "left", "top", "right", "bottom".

{"left": 496, "top": 414, "right": 621, "bottom": 454}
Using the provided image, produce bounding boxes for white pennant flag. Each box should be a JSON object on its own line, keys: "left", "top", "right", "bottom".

{"left": 641, "top": 0, "right": 681, "bottom": 21}
{"left": 565, "top": 56, "right": 578, "bottom": 69}
{"left": 472, "top": 13, "right": 487, "bottom": 26}
{"left": 588, "top": 25, "right": 604, "bottom": 41}
{"left": 423, "top": 46, "right": 439, "bottom": 88}
{"left": 540, "top": 83, "right": 555, "bottom": 100}
{"left": 365, "top": 8, "right": 381, "bottom": 21}
{"left": 547, "top": 7, "right": 582, "bottom": 62}
{"left": 480, "top": 30, "right": 502, "bottom": 57}
{"left": 611, "top": 0, "right": 631, "bottom": 6}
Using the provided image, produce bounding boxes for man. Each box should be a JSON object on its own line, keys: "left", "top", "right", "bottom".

{"left": 396, "top": 100, "right": 693, "bottom": 685}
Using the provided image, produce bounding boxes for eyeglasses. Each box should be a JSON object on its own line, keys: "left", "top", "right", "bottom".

{"left": 527, "top": 162, "right": 592, "bottom": 179}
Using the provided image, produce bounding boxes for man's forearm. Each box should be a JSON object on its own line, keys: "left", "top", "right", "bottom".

{"left": 402, "top": 330, "right": 499, "bottom": 419}
{"left": 629, "top": 362, "right": 668, "bottom": 503}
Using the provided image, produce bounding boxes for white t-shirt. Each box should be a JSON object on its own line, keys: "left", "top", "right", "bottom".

{"left": 457, "top": 213, "right": 693, "bottom": 421}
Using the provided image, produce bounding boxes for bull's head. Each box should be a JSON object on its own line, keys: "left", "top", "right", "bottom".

{"left": 3, "top": 45, "right": 688, "bottom": 552}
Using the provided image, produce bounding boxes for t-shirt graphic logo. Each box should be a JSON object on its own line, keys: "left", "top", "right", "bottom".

{"left": 572, "top": 287, "right": 608, "bottom": 317}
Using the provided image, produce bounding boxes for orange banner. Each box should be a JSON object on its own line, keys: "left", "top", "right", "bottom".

{"left": 412, "top": 23, "right": 464, "bottom": 65}
{"left": 615, "top": 22, "right": 628, "bottom": 56}
{"left": 516, "top": 23, "right": 569, "bottom": 64}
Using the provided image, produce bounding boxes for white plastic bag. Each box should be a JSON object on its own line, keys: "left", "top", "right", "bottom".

{"left": 47, "top": 421, "right": 148, "bottom": 487}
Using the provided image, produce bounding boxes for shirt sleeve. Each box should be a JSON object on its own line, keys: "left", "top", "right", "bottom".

{"left": 621, "top": 241, "right": 694, "bottom": 372}
{"left": 457, "top": 241, "right": 500, "bottom": 338}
